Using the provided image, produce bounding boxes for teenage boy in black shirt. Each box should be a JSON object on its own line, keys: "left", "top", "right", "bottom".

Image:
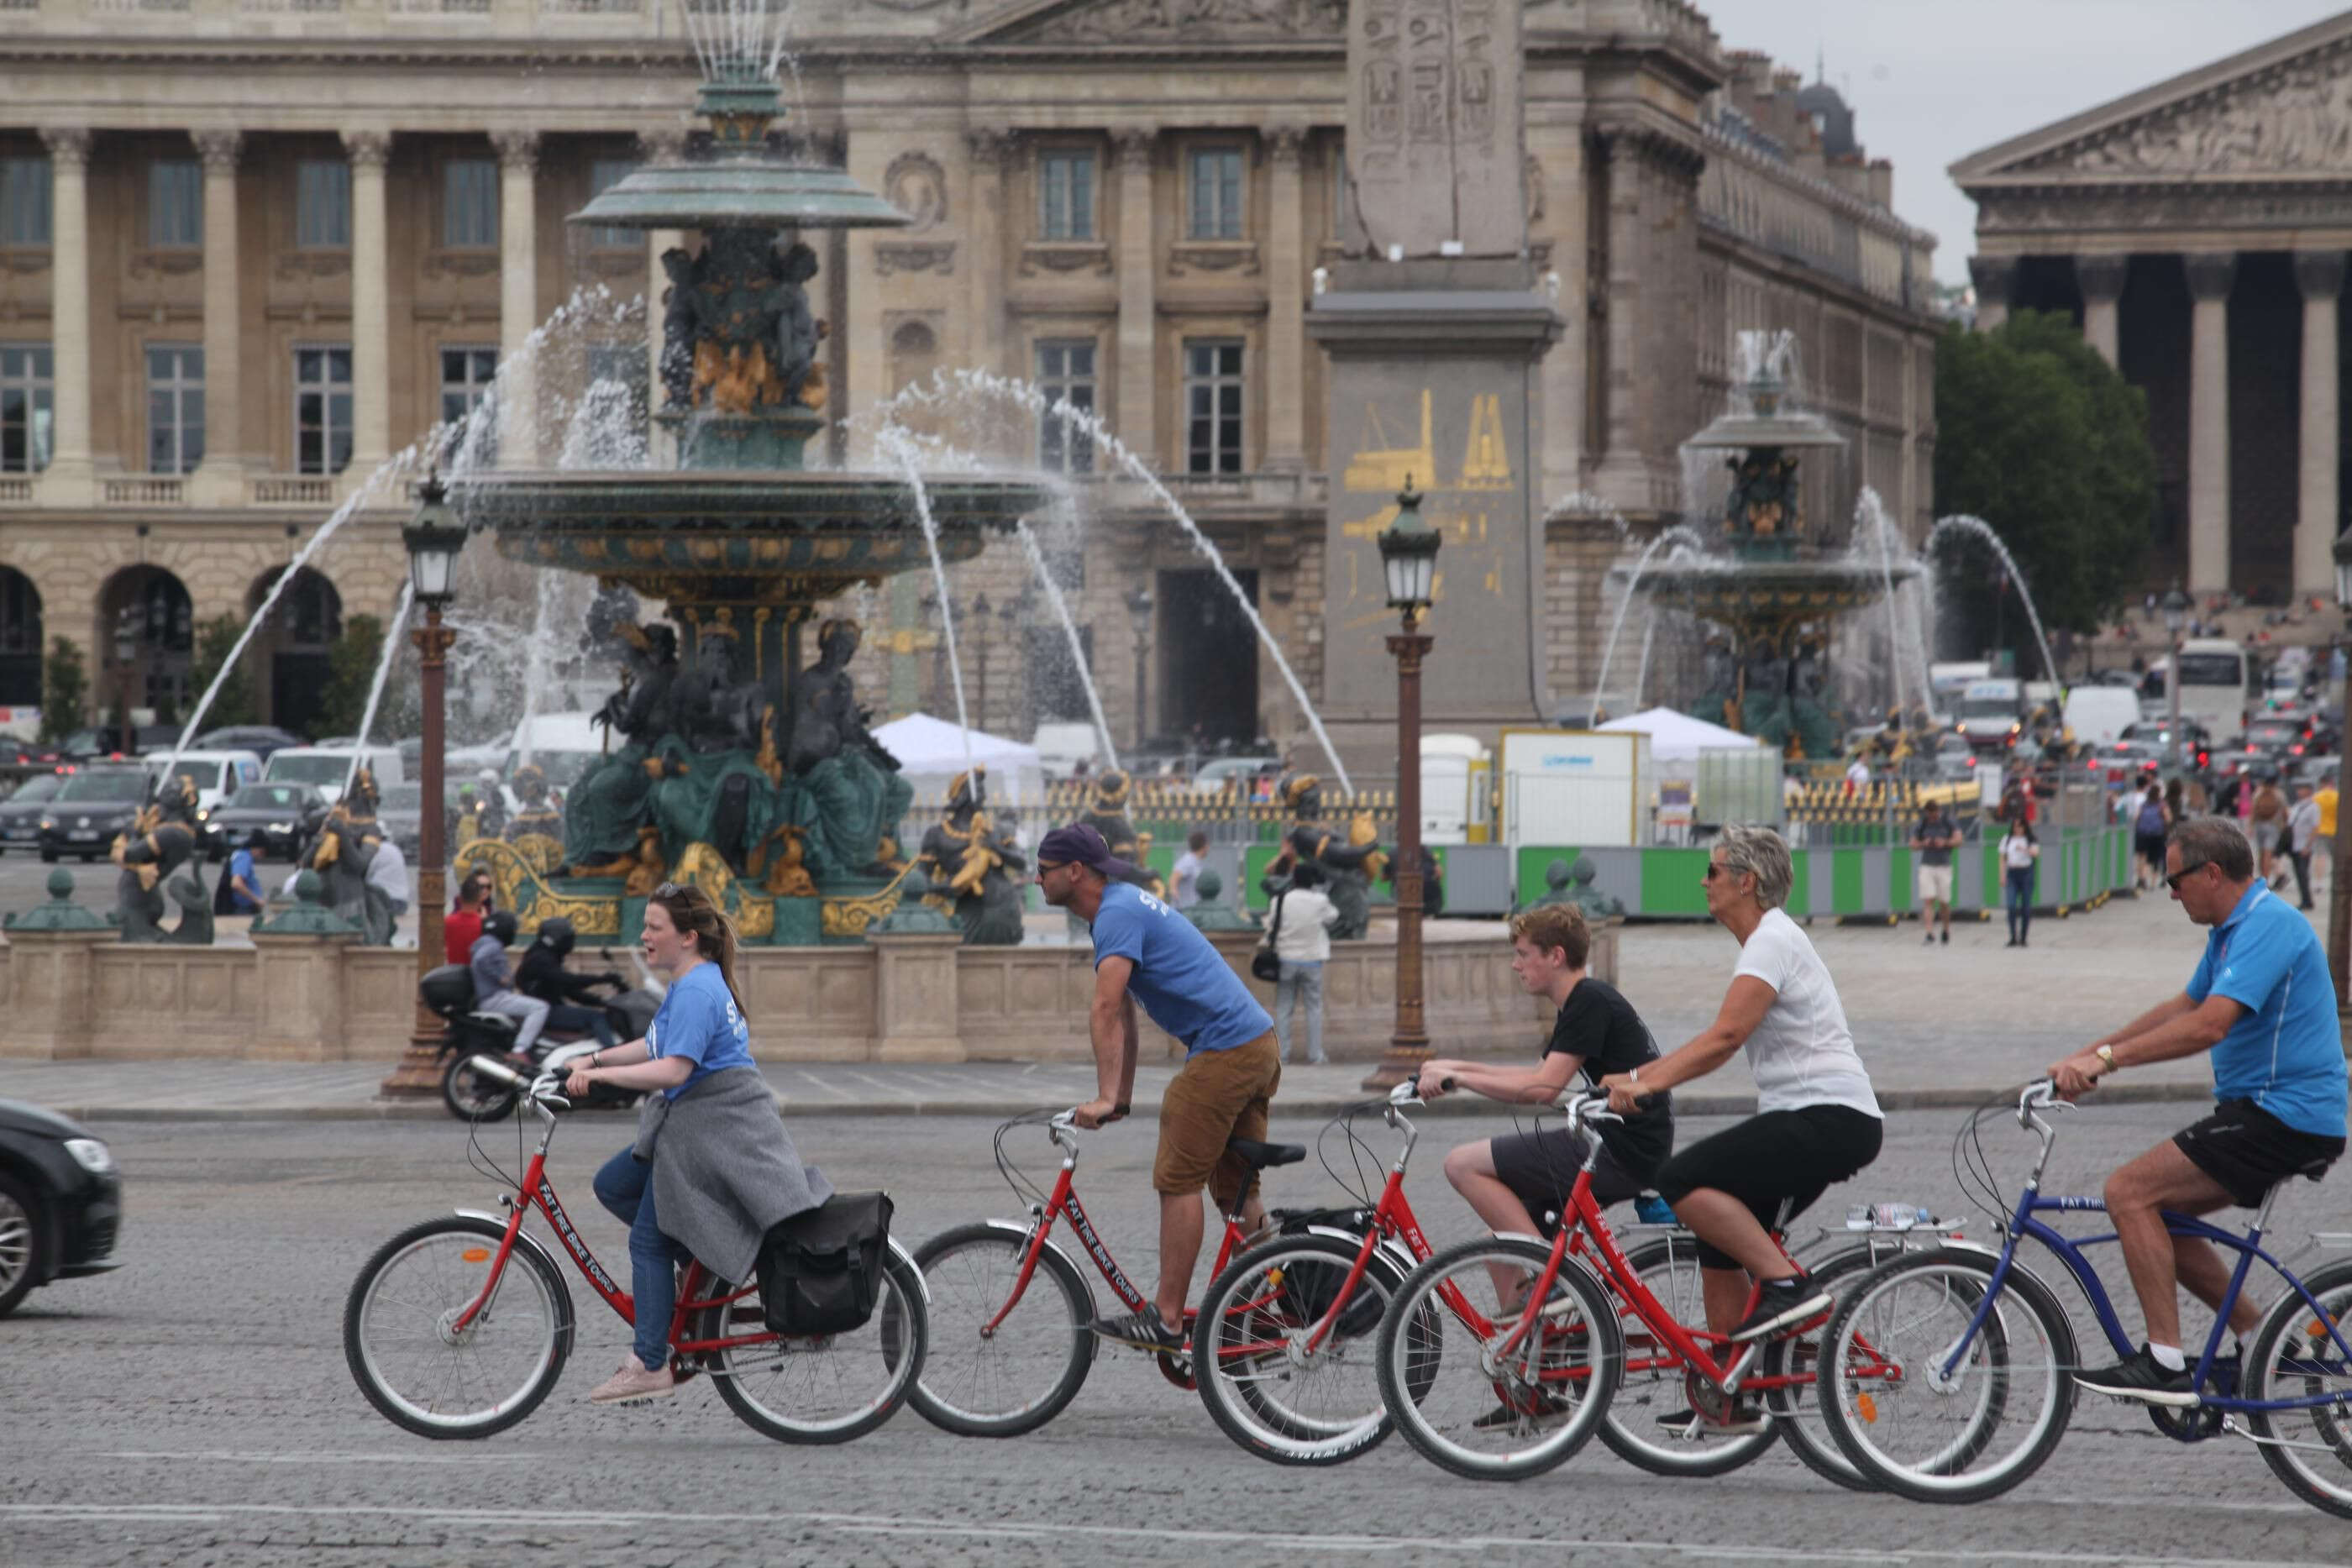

{"left": 1417, "top": 904, "right": 1674, "bottom": 1237}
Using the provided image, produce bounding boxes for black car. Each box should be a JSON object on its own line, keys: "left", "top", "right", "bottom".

{"left": 0, "top": 1099, "right": 123, "bottom": 1318}
{"left": 0, "top": 770, "right": 69, "bottom": 854}
{"left": 202, "top": 781, "right": 331, "bottom": 860}
{"left": 56, "top": 725, "right": 182, "bottom": 764}
{"left": 35, "top": 766, "right": 152, "bottom": 862}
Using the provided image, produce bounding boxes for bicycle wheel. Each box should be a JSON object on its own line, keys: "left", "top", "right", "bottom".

{"left": 702, "top": 1249, "right": 927, "bottom": 1445}
{"left": 906, "top": 1223, "right": 1095, "bottom": 1437}
{"left": 1375, "top": 1235, "right": 1621, "bottom": 1481}
{"left": 1760, "top": 1244, "right": 1889, "bottom": 1492}
{"left": 2245, "top": 1256, "right": 2352, "bottom": 1520}
{"left": 344, "top": 1215, "right": 572, "bottom": 1440}
{"left": 1817, "top": 1246, "right": 2076, "bottom": 1503}
{"left": 1194, "top": 1232, "right": 1419, "bottom": 1466}
{"left": 1598, "top": 1235, "right": 1781, "bottom": 1479}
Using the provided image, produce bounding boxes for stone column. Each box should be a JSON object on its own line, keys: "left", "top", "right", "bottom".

{"left": 1263, "top": 126, "right": 1307, "bottom": 474}
{"left": 192, "top": 130, "right": 244, "bottom": 503}
{"left": 638, "top": 129, "right": 688, "bottom": 469}
{"left": 1967, "top": 254, "right": 2016, "bottom": 333}
{"left": 963, "top": 128, "right": 1010, "bottom": 383}
{"left": 492, "top": 129, "right": 541, "bottom": 466}
{"left": 1590, "top": 128, "right": 1648, "bottom": 509}
{"left": 37, "top": 128, "right": 93, "bottom": 502}
{"left": 2075, "top": 254, "right": 2126, "bottom": 368}
{"left": 2297, "top": 252, "right": 2344, "bottom": 598}
{"left": 1524, "top": 120, "right": 1585, "bottom": 506}
{"left": 343, "top": 129, "right": 393, "bottom": 477}
{"left": 2185, "top": 251, "right": 2237, "bottom": 593}
{"left": 1111, "top": 126, "right": 1158, "bottom": 469}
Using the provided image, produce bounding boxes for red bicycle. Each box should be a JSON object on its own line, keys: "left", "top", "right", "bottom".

{"left": 344, "top": 1059, "right": 928, "bottom": 1444}
{"left": 1374, "top": 1093, "right": 1914, "bottom": 1483}
{"left": 905, "top": 1107, "right": 1305, "bottom": 1437}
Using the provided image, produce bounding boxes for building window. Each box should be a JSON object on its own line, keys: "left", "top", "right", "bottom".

{"left": 1184, "top": 339, "right": 1244, "bottom": 475}
{"left": 295, "top": 160, "right": 350, "bottom": 249}
{"left": 1189, "top": 147, "right": 1244, "bottom": 240}
{"left": 0, "top": 344, "right": 52, "bottom": 473}
{"left": 1035, "top": 339, "right": 1096, "bottom": 474}
{"left": 148, "top": 160, "right": 202, "bottom": 249}
{"left": 146, "top": 345, "right": 204, "bottom": 475}
{"left": 439, "top": 346, "right": 498, "bottom": 427}
{"left": 588, "top": 159, "right": 636, "bottom": 249}
{"left": 294, "top": 345, "right": 353, "bottom": 475}
{"left": 0, "top": 158, "right": 50, "bottom": 247}
{"left": 1037, "top": 150, "right": 1095, "bottom": 242}
{"left": 442, "top": 158, "right": 498, "bottom": 249}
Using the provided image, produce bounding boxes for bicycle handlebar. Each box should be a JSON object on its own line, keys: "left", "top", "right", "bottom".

{"left": 2016, "top": 1078, "right": 2073, "bottom": 1127}
{"left": 1559, "top": 1090, "right": 1626, "bottom": 1129}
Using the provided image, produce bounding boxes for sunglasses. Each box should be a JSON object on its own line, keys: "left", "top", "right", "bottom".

{"left": 2163, "top": 860, "right": 2211, "bottom": 893}
{"left": 652, "top": 882, "right": 681, "bottom": 898}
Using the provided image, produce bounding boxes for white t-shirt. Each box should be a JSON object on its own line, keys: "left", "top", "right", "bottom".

{"left": 2118, "top": 788, "right": 2145, "bottom": 828}
{"left": 1730, "top": 907, "right": 1882, "bottom": 1118}
{"left": 1845, "top": 759, "right": 1870, "bottom": 789}
{"left": 1170, "top": 850, "right": 1205, "bottom": 909}
{"left": 2002, "top": 833, "right": 2037, "bottom": 871}
{"left": 1267, "top": 886, "right": 1340, "bottom": 962}
{"left": 2290, "top": 797, "right": 2322, "bottom": 854}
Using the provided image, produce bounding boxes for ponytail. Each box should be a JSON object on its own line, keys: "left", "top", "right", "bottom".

{"left": 650, "top": 881, "right": 745, "bottom": 1014}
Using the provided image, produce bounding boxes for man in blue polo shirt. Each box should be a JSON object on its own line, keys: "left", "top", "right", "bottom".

{"left": 1035, "top": 821, "right": 1278, "bottom": 1355}
{"left": 2050, "top": 815, "right": 2348, "bottom": 1404}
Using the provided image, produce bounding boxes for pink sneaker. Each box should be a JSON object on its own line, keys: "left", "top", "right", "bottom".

{"left": 589, "top": 1358, "right": 676, "bottom": 1405}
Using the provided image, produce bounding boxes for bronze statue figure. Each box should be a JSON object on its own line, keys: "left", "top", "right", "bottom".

{"left": 1263, "top": 774, "right": 1380, "bottom": 941}
{"left": 302, "top": 766, "right": 395, "bottom": 945}
{"left": 112, "top": 773, "right": 213, "bottom": 944}
{"left": 916, "top": 767, "right": 1026, "bottom": 945}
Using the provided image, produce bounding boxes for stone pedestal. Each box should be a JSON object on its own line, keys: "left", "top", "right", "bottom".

{"left": 869, "top": 930, "right": 966, "bottom": 1062}
{"left": 252, "top": 931, "right": 361, "bottom": 1061}
{"left": 0, "top": 930, "right": 114, "bottom": 1060}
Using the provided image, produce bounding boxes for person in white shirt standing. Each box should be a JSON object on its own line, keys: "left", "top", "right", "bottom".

{"left": 366, "top": 831, "right": 411, "bottom": 922}
{"left": 1169, "top": 830, "right": 1209, "bottom": 910}
{"left": 2286, "top": 782, "right": 2321, "bottom": 911}
{"left": 1598, "top": 823, "right": 1882, "bottom": 1432}
{"left": 1267, "top": 861, "right": 1341, "bottom": 1065}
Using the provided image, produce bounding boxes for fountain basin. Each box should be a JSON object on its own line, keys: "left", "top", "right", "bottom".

{"left": 1620, "top": 557, "right": 1918, "bottom": 621}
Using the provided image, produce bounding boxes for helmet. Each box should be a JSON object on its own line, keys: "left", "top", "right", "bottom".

{"left": 536, "top": 915, "right": 576, "bottom": 957}
{"left": 478, "top": 768, "right": 500, "bottom": 785}
{"left": 483, "top": 909, "right": 519, "bottom": 947}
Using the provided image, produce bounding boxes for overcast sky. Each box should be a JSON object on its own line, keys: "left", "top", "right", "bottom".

{"left": 1689, "top": 0, "right": 2350, "bottom": 282}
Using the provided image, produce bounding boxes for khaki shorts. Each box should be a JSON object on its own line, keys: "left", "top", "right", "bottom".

{"left": 1917, "top": 863, "right": 1954, "bottom": 904}
{"left": 1153, "top": 1030, "right": 1281, "bottom": 1208}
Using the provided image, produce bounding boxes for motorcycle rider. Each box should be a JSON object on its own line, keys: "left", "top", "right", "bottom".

{"left": 518, "top": 915, "right": 624, "bottom": 1049}
{"left": 469, "top": 909, "right": 549, "bottom": 1051}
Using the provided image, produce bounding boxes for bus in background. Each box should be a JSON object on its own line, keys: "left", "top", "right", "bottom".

{"left": 2139, "top": 637, "right": 2250, "bottom": 743}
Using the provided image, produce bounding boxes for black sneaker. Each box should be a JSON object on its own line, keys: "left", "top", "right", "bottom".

{"left": 1658, "top": 1401, "right": 1768, "bottom": 1437}
{"left": 2074, "top": 1344, "right": 2197, "bottom": 1407}
{"left": 1092, "top": 1303, "right": 1185, "bottom": 1354}
{"left": 1472, "top": 1390, "right": 1574, "bottom": 1430}
{"left": 1940, "top": 930, "right": 1950, "bottom": 946}
{"left": 1730, "top": 1275, "right": 1832, "bottom": 1342}
{"left": 1922, "top": 933, "right": 1935, "bottom": 947}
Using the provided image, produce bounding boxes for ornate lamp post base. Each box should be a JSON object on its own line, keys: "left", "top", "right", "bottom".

{"left": 1362, "top": 616, "right": 1434, "bottom": 1091}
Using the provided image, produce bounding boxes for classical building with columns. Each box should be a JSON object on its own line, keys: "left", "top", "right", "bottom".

{"left": 0, "top": 0, "right": 1937, "bottom": 757}
{"left": 1954, "top": 9, "right": 2352, "bottom": 602}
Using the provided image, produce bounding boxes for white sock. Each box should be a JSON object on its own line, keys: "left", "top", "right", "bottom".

{"left": 2147, "top": 1342, "right": 2187, "bottom": 1371}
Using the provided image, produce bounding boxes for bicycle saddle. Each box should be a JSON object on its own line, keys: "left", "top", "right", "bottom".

{"left": 1226, "top": 1137, "right": 1307, "bottom": 1171}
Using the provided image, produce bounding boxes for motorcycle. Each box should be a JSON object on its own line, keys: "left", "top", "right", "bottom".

{"left": 420, "top": 961, "right": 662, "bottom": 1122}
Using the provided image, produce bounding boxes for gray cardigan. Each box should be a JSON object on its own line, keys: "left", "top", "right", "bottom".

{"left": 633, "top": 1066, "right": 833, "bottom": 1285}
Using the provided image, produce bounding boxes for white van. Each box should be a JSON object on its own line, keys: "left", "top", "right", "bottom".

{"left": 1955, "top": 679, "right": 2025, "bottom": 750}
{"left": 1032, "top": 722, "right": 1105, "bottom": 779}
{"left": 503, "top": 712, "right": 611, "bottom": 810}
{"left": 2061, "top": 686, "right": 2140, "bottom": 749}
{"left": 264, "top": 744, "right": 406, "bottom": 805}
{"left": 145, "top": 749, "right": 264, "bottom": 813}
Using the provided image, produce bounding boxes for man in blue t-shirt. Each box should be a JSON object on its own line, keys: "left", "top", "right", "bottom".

{"left": 2050, "top": 815, "right": 2347, "bottom": 1405}
{"left": 1036, "top": 821, "right": 1278, "bottom": 1356}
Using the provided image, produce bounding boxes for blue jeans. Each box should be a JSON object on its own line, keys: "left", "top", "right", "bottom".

{"left": 593, "top": 1143, "right": 686, "bottom": 1371}
{"left": 2005, "top": 866, "right": 2035, "bottom": 944}
{"left": 1274, "top": 960, "right": 1326, "bottom": 1064}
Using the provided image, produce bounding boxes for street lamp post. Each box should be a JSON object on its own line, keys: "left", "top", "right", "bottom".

{"left": 2328, "top": 531, "right": 2352, "bottom": 1017}
{"left": 381, "top": 476, "right": 469, "bottom": 1099}
{"left": 111, "top": 609, "right": 138, "bottom": 755}
{"left": 2161, "top": 583, "right": 2190, "bottom": 777}
{"left": 1125, "top": 585, "right": 1153, "bottom": 751}
{"left": 1362, "top": 480, "right": 1440, "bottom": 1091}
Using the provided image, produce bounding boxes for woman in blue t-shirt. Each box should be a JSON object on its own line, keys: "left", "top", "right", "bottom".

{"left": 564, "top": 882, "right": 777, "bottom": 1406}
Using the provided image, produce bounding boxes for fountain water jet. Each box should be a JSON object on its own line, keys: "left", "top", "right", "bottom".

{"left": 1015, "top": 517, "right": 1121, "bottom": 771}
{"left": 344, "top": 579, "right": 416, "bottom": 802}
{"left": 1927, "top": 514, "right": 2062, "bottom": 687}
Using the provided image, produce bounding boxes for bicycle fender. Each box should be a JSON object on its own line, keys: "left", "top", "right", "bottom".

{"left": 453, "top": 1209, "right": 575, "bottom": 1324}
{"left": 965, "top": 1217, "right": 1090, "bottom": 1296}
{"left": 1300, "top": 1225, "right": 1418, "bottom": 1282}
{"left": 888, "top": 1235, "right": 933, "bottom": 1305}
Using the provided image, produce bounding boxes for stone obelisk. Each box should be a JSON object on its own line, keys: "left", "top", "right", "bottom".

{"left": 1308, "top": 0, "right": 1562, "bottom": 766}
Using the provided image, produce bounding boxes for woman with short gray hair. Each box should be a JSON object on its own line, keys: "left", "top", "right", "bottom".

{"left": 1597, "top": 822, "right": 1882, "bottom": 1437}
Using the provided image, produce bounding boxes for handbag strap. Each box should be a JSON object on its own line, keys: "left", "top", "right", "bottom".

{"left": 1265, "top": 889, "right": 1287, "bottom": 946}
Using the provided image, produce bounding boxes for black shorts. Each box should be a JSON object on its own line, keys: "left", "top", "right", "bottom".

{"left": 2174, "top": 1099, "right": 2346, "bottom": 1209}
{"left": 1653, "top": 1104, "right": 1884, "bottom": 1268}
{"left": 2135, "top": 832, "right": 2167, "bottom": 865}
{"left": 1488, "top": 1128, "right": 1652, "bottom": 1235}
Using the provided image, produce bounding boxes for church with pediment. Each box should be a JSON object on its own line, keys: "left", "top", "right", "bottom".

{"left": 1953, "top": 9, "right": 2352, "bottom": 602}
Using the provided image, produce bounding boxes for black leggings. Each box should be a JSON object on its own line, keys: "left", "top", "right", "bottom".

{"left": 1652, "top": 1104, "right": 1884, "bottom": 1268}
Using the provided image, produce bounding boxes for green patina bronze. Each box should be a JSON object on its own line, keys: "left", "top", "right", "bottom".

{"left": 252, "top": 870, "right": 365, "bottom": 938}
{"left": 1184, "top": 869, "right": 1260, "bottom": 933}
{"left": 4, "top": 868, "right": 115, "bottom": 933}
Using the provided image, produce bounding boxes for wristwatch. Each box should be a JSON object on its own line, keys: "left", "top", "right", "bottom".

{"left": 2094, "top": 1045, "right": 2117, "bottom": 1075}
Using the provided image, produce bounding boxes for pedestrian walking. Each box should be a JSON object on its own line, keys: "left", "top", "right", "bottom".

{"left": 218, "top": 830, "right": 266, "bottom": 925}
{"left": 1910, "top": 799, "right": 1961, "bottom": 945}
{"left": 1170, "top": 829, "right": 1209, "bottom": 910}
{"left": 2248, "top": 773, "right": 2286, "bottom": 886}
{"left": 1266, "top": 861, "right": 1340, "bottom": 1065}
{"left": 2286, "top": 783, "right": 2321, "bottom": 910}
{"left": 2318, "top": 775, "right": 2338, "bottom": 892}
{"left": 2134, "top": 777, "right": 2171, "bottom": 889}
{"left": 2003, "top": 817, "right": 2040, "bottom": 948}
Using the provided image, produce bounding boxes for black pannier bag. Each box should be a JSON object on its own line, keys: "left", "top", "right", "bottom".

{"left": 1265, "top": 1206, "right": 1384, "bottom": 1338}
{"left": 757, "top": 1191, "right": 895, "bottom": 1335}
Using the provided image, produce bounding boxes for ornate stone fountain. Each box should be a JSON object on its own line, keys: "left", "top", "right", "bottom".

{"left": 1615, "top": 333, "right": 1914, "bottom": 761}
{"left": 448, "top": 62, "right": 1049, "bottom": 944}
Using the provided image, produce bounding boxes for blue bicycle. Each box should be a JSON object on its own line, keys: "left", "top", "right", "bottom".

{"left": 1814, "top": 1081, "right": 2352, "bottom": 1514}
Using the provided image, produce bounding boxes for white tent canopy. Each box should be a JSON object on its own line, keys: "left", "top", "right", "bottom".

{"left": 1597, "top": 706, "right": 1761, "bottom": 761}
{"left": 871, "top": 714, "right": 1047, "bottom": 827}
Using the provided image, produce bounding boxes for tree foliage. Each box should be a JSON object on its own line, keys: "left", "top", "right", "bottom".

{"left": 312, "top": 613, "right": 386, "bottom": 742}
{"left": 37, "top": 636, "right": 87, "bottom": 744}
{"left": 1931, "top": 310, "right": 2158, "bottom": 673}
{"left": 187, "top": 614, "right": 259, "bottom": 732}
